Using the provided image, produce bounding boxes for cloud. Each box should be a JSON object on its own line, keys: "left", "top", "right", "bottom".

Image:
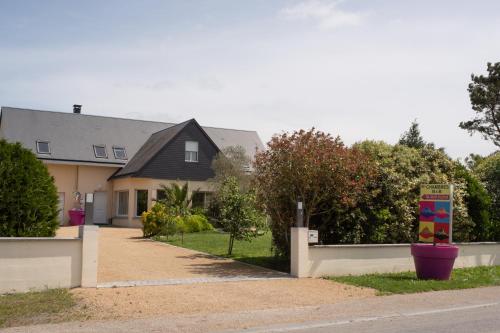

{"left": 280, "top": 0, "right": 365, "bottom": 30}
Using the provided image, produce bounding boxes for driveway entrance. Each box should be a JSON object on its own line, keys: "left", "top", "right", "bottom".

{"left": 58, "top": 227, "right": 287, "bottom": 285}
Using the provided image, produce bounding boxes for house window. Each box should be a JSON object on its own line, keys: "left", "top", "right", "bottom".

{"left": 191, "top": 192, "right": 205, "bottom": 209}
{"left": 156, "top": 189, "right": 167, "bottom": 202}
{"left": 136, "top": 190, "right": 148, "bottom": 217}
{"left": 113, "top": 147, "right": 127, "bottom": 160}
{"left": 116, "top": 191, "right": 129, "bottom": 216}
{"left": 36, "top": 141, "right": 51, "bottom": 154}
{"left": 93, "top": 145, "right": 108, "bottom": 158}
{"left": 185, "top": 141, "right": 199, "bottom": 162}
{"left": 192, "top": 192, "right": 213, "bottom": 209}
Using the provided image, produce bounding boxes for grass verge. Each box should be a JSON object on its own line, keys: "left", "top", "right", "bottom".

{"left": 155, "top": 231, "right": 289, "bottom": 272}
{"left": 328, "top": 266, "right": 500, "bottom": 295}
{"left": 0, "top": 289, "right": 80, "bottom": 328}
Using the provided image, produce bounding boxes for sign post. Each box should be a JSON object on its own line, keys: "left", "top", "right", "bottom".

{"left": 411, "top": 183, "right": 459, "bottom": 280}
{"left": 296, "top": 199, "right": 304, "bottom": 228}
{"left": 418, "top": 184, "right": 454, "bottom": 244}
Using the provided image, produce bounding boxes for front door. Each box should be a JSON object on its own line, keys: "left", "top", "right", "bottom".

{"left": 93, "top": 192, "right": 108, "bottom": 224}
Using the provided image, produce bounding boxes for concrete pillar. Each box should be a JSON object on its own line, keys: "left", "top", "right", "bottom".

{"left": 79, "top": 225, "right": 99, "bottom": 288}
{"left": 290, "top": 227, "right": 309, "bottom": 278}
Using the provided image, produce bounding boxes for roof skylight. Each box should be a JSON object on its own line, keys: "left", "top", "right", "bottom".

{"left": 113, "top": 147, "right": 127, "bottom": 160}
{"left": 36, "top": 141, "right": 51, "bottom": 154}
{"left": 93, "top": 145, "right": 108, "bottom": 159}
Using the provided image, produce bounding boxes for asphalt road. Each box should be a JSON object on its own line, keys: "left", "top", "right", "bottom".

{"left": 237, "top": 302, "right": 500, "bottom": 333}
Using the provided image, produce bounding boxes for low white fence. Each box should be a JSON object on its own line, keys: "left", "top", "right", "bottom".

{"left": 291, "top": 227, "right": 500, "bottom": 278}
{"left": 0, "top": 225, "right": 98, "bottom": 293}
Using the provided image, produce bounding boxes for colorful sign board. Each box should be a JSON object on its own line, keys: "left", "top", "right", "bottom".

{"left": 418, "top": 184, "right": 453, "bottom": 244}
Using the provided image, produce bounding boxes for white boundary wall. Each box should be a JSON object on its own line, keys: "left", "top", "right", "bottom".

{"left": 291, "top": 228, "right": 500, "bottom": 278}
{"left": 0, "top": 225, "right": 98, "bottom": 293}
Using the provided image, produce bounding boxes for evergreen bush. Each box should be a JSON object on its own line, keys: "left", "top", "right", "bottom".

{"left": 0, "top": 140, "right": 59, "bottom": 237}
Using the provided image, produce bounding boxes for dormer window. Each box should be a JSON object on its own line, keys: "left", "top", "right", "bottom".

{"left": 93, "top": 145, "right": 108, "bottom": 159}
{"left": 36, "top": 141, "right": 51, "bottom": 154}
{"left": 185, "top": 141, "right": 199, "bottom": 162}
{"left": 113, "top": 147, "right": 127, "bottom": 160}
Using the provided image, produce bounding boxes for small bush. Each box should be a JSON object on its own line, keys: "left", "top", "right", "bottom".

{"left": 198, "top": 215, "right": 215, "bottom": 231}
{"left": 184, "top": 215, "right": 201, "bottom": 233}
{"left": 142, "top": 203, "right": 172, "bottom": 237}
{"left": 0, "top": 140, "right": 59, "bottom": 237}
{"left": 142, "top": 204, "right": 212, "bottom": 237}
{"left": 184, "top": 214, "right": 213, "bottom": 233}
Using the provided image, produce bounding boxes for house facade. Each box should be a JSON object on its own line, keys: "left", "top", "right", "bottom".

{"left": 0, "top": 106, "right": 264, "bottom": 228}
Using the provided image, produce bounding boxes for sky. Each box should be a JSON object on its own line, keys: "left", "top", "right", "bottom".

{"left": 1, "top": 0, "right": 499, "bottom": 159}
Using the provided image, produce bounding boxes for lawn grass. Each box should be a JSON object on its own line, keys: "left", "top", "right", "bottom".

{"left": 329, "top": 266, "right": 500, "bottom": 295}
{"left": 0, "top": 289, "right": 78, "bottom": 328}
{"left": 155, "top": 231, "right": 289, "bottom": 272}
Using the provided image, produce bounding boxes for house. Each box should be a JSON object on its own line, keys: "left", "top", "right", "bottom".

{"left": 0, "top": 106, "right": 264, "bottom": 227}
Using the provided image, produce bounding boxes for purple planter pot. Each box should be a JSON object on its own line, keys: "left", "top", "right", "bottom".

{"left": 411, "top": 243, "right": 459, "bottom": 280}
{"left": 68, "top": 209, "right": 85, "bottom": 226}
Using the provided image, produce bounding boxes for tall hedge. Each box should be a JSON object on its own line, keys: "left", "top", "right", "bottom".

{"left": 0, "top": 140, "right": 59, "bottom": 237}
{"left": 474, "top": 152, "right": 500, "bottom": 240}
{"left": 454, "top": 165, "right": 492, "bottom": 241}
{"left": 325, "top": 141, "right": 474, "bottom": 244}
{"left": 305, "top": 141, "right": 474, "bottom": 244}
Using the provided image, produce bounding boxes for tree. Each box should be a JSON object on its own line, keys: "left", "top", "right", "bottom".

{"left": 454, "top": 165, "right": 492, "bottom": 241}
{"left": 460, "top": 62, "right": 500, "bottom": 147}
{"left": 217, "top": 177, "right": 266, "bottom": 255}
{"left": 465, "top": 153, "right": 485, "bottom": 170}
{"left": 157, "top": 182, "right": 193, "bottom": 215}
{"left": 473, "top": 152, "right": 500, "bottom": 240}
{"left": 399, "top": 120, "right": 426, "bottom": 149}
{"left": 336, "top": 141, "right": 475, "bottom": 244}
{"left": 0, "top": 140, "right": 59, "bottom": 237}
{"left": 254, "top": 129, "right": 373, "bottom": 256}
{"left": 211, "top": 145, "right": 252, "bottom": 190}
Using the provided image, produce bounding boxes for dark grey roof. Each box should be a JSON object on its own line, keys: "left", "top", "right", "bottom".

{"left": 0, "top": 107, "right": 265, "bottom": 166}
{"left": 114, "top": 119, "right": 193, "bottom": 177}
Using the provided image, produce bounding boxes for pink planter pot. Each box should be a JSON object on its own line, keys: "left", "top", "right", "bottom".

{"left": 68, "top": 209, "right": 85, "bottom": 226}
{"left": 411, "top": 243, "right": 459, "bottom": 280}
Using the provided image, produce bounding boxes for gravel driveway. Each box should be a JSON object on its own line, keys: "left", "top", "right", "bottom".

{"left": 57, "top": 226, "right": 286, "bottom": 283}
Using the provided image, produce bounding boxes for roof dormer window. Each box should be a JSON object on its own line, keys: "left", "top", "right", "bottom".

{"left": 36, "top": 141, "right": 51, "bottom": 154}
{"left": 93, "top": 145, "right": 108, "bottom": 159}
{"left": 113, "top": 147, "right": 127, "bottom": 160}
{"left": 185, "top": 141, "right": 199, "bottom": 162}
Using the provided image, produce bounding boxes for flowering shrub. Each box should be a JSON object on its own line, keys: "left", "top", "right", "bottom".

{"left": 141, "top": 203, "right": 213, "bottom": 238}
{"left": 141, "top": 203, "right": 173, "bottom": 238}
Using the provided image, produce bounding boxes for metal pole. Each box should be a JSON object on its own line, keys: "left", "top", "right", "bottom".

{"left": 296, "top": 199, "right": 304, "bottom": 228}
{"left": 449, "top": 184, "right": 454, "bottom": 244}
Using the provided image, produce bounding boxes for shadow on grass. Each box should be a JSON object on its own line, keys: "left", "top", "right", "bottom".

{"left": 174, "top": 253, "right": 289, "bottom": 278}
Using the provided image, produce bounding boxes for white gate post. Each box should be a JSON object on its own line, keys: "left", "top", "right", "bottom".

{"left": 291, "top": 227, "right": 309, "bottom": 277}
{"left": 79, "top": 225, "right": 99, "bottom": 287}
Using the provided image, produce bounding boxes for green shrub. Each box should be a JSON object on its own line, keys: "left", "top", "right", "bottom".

{"left": 474, "top": 152, "right": 500, "bottom": 240}
{"left": 183, "top": 215, "right": 201, "bottom": 233}
{"left": 455, "top": 165, "right": 492, "bottom": 241}
{"left": 142, "top": 204, "right": 212, "bottom": 237}
{"left": 199, "top": 215, "right": 214, "bottom": 231}
{"left": 141, "top": 203, "right": 176, "bottom": 238}
{"left": 0, "top": 140, "right": 59, "bottom": 237}
{"left": 310, "top": 141, "right": 474, "bottom": 244}
{"left": 185, "top": 214, "right": 214, "bottom": 232}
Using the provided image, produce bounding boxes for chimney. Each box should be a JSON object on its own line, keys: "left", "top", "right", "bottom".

{"left": 73, "top": 104, "right": 82, "bottom": 114}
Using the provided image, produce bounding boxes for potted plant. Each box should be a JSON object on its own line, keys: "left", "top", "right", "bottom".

{"left": 411, "top": 243, "right": 459, "bottom": 280}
